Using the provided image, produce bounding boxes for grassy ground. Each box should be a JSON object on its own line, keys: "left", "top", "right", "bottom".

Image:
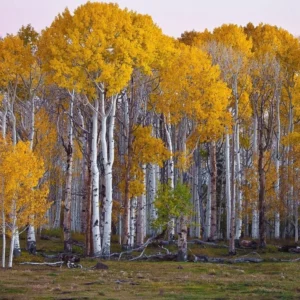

{"left": 0, "top": 231, "right": 300, "bottom": 299}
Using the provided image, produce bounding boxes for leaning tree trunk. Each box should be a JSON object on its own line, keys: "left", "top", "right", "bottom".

{"left": 8, "top": 200, "right": 17, "bottom": 268}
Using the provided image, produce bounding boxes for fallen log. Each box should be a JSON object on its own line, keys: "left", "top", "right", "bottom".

{"left": 229, "top": 257, "right": 263, "bottom": 263}
{"left": 288, "top": 248, "right": 300, "bottom": 254}
{"left": 193, "top": 255, "right": 263, "bottom": 264}
{"left": 190, "top": 239, "right": 228, "bottom": 248}
{"left": 279, "top": 245, "right": 297, "bottom": 252}
{"left": 20, "top": 261, "right": 64, "bottom": 267}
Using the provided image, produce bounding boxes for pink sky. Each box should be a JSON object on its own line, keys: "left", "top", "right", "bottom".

{"left": 1, "top": 0, "right": 300, "bottom": 38}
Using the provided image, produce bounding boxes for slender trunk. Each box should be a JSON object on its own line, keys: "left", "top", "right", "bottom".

{"left": 193, "top": 157, "right": 201, "bottom": 238}
{"left": 210, "top": 141, "right": 217, "bottom": 241}
{"left": 2, "top": 97, "right": 8, "bottom": 139}
{"left": 164, "top": 117, "right": 175, "bottom": 238}
{"left": 205, "top": 171, "right": 211, "bottom": 240}
{"left": 225, "top": 132, "right": 231, "bottom": 240}
{"left": 85, "top": 159, "right": 92, "bottom": 256}
{"left": 102, "top": 96, "right": 117, "bottom": 257}
{"left": 129, "top": 197, "right": 137, "bottom": 247}
{"left": 177, "top": 214, "right": 188, "bottom": 261}
{"left": 8, "top": 200, "right": 17, "bottom": 268}
{"left": 53, "top": 185, "right": 62, "bottom": 228}
{"left": 63, "top": 92, "right": 74, "bottom": 253}
{"left": 294, "top": 189, "right": 298, "bottom": 243}
{"left": 27, "top": 97, "right": 37, "bottom": 254}
{"left": 258, "top": 144, "right": 266, "bottom": 248}
{"left": 148, "top": 164, "right": 157, "bottom": 236}
{"left": 251, "top": 115, "right": 259, "bottom": 239}
{"left": 252, "top": 210, "right": 259, "bottom": 239}
{"left": 10, "top": 108, "right": 21, "bottom": 256}
{"left": 91, "top": 99, "right": 101, "bottom": 256}
{"left": 229, "top": 132, "right": 236, "bottom": 255}
{"left": 1, "top": 179, "right": 5, "bottom": 268}
{"left": 233, "top": 76, "right": 242, "bottom": 239}
{"left": 136, "top": 165, "right": 146, "bottom": 246}
{"left": 275, "top": 92, "right": 281, "bottom": 239}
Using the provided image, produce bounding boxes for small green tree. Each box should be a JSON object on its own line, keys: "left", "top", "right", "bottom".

{"left": 153, "top": 182, "right": 192, "bottom": 235}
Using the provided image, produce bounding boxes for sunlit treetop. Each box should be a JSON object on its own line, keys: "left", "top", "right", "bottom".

{"left": 40, "top": 2, "right": 165, "bottom": 98}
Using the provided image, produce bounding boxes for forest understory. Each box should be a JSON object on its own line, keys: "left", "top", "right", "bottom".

{"left": 0, "top": 230, "right": 300, "bottom": 299}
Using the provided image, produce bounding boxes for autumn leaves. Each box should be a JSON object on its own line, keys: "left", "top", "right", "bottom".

{"left": 1, "top": 2, "right": 300, "bottom": 266}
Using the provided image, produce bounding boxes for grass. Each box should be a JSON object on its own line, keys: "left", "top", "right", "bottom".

{"left": 0, "top": 231, "right": 300, "bottom": 299}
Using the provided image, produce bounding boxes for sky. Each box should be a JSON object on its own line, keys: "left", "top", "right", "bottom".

{"left": 1, "top": 0, "right": 300, "bottom": 38}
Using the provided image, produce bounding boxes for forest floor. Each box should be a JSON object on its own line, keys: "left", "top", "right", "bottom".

{"left": 0, "top": 231, "right": 300, "bottom": 299}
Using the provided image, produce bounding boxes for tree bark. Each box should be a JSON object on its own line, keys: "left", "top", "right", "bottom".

{"left": 102, "top": 95, "right": 117, "bottom": 257}
{"left": 209, "top": 141, "right": 217, "bottom": 241}
{"left": 63, "top": 92, "right": 74, "bottom": 253}
{"left": 225, "top": 132, "right": 231, "bottom": 240}
{"left": 91, "top": 98, "right": 101, "bottom": 256}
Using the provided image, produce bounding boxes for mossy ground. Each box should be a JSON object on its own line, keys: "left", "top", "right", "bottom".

{"left": 0, "top": 231, "right": 300, "bottom": 299}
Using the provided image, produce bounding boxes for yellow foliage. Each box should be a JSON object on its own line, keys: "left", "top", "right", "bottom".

{"left": 0, "top": 140, "right": 50, "bottom": 229}
{"left": 40, "top": 2, "right": 164, "bottom": 98}
{"left": 118, "top": 125, "right": 170, "bottom": 198}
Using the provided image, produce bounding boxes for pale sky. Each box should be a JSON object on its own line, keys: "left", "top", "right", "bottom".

{"left": 1, "top": 0, "right": 300, "bottom": 38}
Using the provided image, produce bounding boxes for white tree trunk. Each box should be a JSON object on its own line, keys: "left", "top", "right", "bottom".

{"left": 164, "top": 118, "right": 175, "bottom": 238}
{"left": 1, "top": 101, "right": 7, "bottom": 267}
{"left": 27, "top": 97, "right": 37, "bottom": 253}
{"left": 1, "top": 96, "right": 8, "bottom": 139}
{"left": 148, "top": 164, "right": 157, "bottom": 236}
{"left": 235, "top": 117, "right": 242, "bottom": 239}
{"left": 193, "top": 162, "right": 201, "bottom": 238}
{"left": 8, "top": 201, "right": 17, "bottom": 268}
{"left": 252, "top": 114, "right": 259, "bottom": 239}
{"left": 1, "top": 179, "right": 5, "bottom": 268}
{"left": 91, "top": 98, "right": 101, "bottom": 256}
{"left": 53, "top": 185, "right": 62, "bottom": 228}
{"left": 63, "top": 91, "right": 74, "bottom": 253}
{"left": 275, "top": 93, "right": 281, "bottom": 239}
{"left": 129, "top": 197, "right": 137, "bottom": 247}
{"left": 101, "top": 95, "right": 117, "bottom": 257}
{"left": 233, "top": 76, "right": 242, "bottom": 239}
{"left": 252, "top": 209, "right": 259, "bottom": 239}
{"left": 136, "top": 165, "right": 146, "bottom": 245}
{"left": 225, "top": 132, "right": 231, "bottom": 240}
{"left": 205, "top": 172, "right": 211, "bottom": 239}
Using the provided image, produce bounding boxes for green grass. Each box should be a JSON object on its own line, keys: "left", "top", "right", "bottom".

{"left": 1, "top": 232, "right": 300, "bottom": 299}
